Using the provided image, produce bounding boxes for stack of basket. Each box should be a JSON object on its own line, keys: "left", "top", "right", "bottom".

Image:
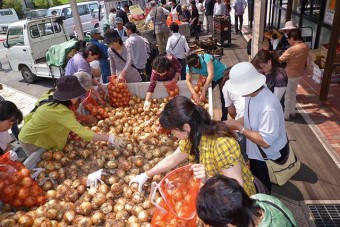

{"left": 213, "top": 16, "right": 231, "bottom": 46}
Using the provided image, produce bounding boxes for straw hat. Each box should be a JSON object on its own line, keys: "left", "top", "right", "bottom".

{"left": 279, "top": 21, "right": 297, "bottom": 31}
{"left": 225, "top": 62, "right": 266, "bottom": 96}
{"left": 53, "top": 76, "right": 86, "bottom": 101}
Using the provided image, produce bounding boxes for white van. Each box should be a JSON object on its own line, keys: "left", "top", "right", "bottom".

{"left": 47, "top": 1, "right": 99, "bottom": 36}
{"left": 0, "top": 8, "right": 19, "bottom": 33}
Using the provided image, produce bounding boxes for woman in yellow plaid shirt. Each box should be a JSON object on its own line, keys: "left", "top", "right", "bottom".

{"left": 130, "top": 96, "right": 256, "bottom": 196}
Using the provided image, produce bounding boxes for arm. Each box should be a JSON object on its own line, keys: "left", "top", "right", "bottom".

{"left": 227, "top": 104, "right": 237, "bottom": 119}
{"left": 186, "top": 71, "right": 200, "bottom": 104}
{"left": 200, "top": 59, "right": 214, "bottom": 100}
{"left": 162, "top": 7, "right": 170, "bottom": 16}
{"left": 108, "top": 49, "right": 117, "bottom": 75}
{"left": 146, "top": 147, "right": 188, "bottom": 178}
{"left": 224, "top": 119, "right": 270, "bottom": 148}
{"left": 274, "top": 87, "right": 286, "bottom": 101}
{"left": 221, "top": 163, "right": 244, "bottom": 187}
{"left": 145, "top": 14, "right": 152, "bottom": 25}
{"left": 169, "top": 56, "right": 182, "bottom": 82}
{"left": 121, "top": 43, "right": 133, "bottom": 79}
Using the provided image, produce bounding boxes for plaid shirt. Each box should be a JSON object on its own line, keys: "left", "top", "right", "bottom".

{"left": 180, "top": 135, "right": 256, "bottom": 196}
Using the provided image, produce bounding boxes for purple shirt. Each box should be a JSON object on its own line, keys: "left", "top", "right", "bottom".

{"left": 65, "top": 53, "right": 91, "bottom": 76}
{"left": 148, "top": 55, "right": 182, "bottom": 93}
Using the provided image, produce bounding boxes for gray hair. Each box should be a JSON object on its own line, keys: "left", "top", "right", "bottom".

{"left": 73, "top": 71, "right": 92, "bottom": 91}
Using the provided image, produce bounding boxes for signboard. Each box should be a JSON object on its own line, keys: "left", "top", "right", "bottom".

{"left": 324, "top": 0, "right": 335, "bottom": 25}
{"left": 129, "top": 5, "right": 144, "bottom": 15}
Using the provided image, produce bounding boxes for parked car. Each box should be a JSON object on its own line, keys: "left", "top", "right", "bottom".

{"left": 2, "top": 16, "right": 70, "bottom": 83}
{"left": 0, "top": 8, "right": 19, "bottom": 33}
{"left": 47, "top": 1, "right": 99, "bottom": 36}
{"left": 25, "top": 9, "right": 48, "bottom": 19}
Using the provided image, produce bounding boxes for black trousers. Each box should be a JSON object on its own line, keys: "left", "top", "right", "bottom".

{"left": 249, "top": 141, "right": 289, "bottom": 192}
{"left": 212, "top": 78, "right": 228, "bottom": 121}
{"left": 234, "top": 14, "right": 244, "bottom": 33}
{"left": 177, "top": 58, "right": 187, "bottom": 80}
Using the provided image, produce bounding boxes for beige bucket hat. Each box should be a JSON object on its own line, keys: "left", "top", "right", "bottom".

{"left": 279, "top": 21, "right": 297, "bottom": 31}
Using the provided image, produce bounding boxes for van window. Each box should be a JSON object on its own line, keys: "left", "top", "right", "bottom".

{"left": 29, "top": 22, "right": 62, "bottom": 38}
{"left": 62, "top": 7, "right": 72, "bottom": 19}
{"left": 7, "top": 27, "right": 24, "bottom": 47}
{"left": 89, "top": 3, "right": 98, "bottom": 16}
{"left": 78, "top": 5, "right": 90, "bottom": 16}
{"left": 0, "top": 9, "right": 14, "bottom": 16}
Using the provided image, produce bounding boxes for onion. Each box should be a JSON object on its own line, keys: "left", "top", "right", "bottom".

{"left": 48, "top": 171, "right": 59, "bottom": 181}
{"left": 45, "top": 208, "right": 58, "bottom": 220}
{"left": 138, "top": 210, "right": 150, "bottom": 222}
{"left": 111, "top": 183, "right": 123, "bottom": 195}
{"left": 91, "top": 193, "right": 106, "bottom": 208}
{"left": 0, "top": 219, "right": 16, "bottom": 226}
{"left": 91, "top": 212, "right": 105, "bottom": 226}
{"left": 116, "top": 210, "right": 129, "bottom": 220}
{"left": 142, "top": 200, "right": 153, "bottom": 209}
{"left": 72, "top": 216, "right": 92, "bottom": 227}
{"left": 98, "top": 184, "right": 110, "bottom": 194}
{"left": 65, "top": 189, "right": 78, "bottom": 202}
{"left": 32, "top": 217, "right": 52, "bottom": 227}
{"left": 125, "top": 201, "right": 135, "bottom": 213}
{"left": 108, "top": 219, "right": 125, "bottom": 227}
{"left": 134, "top": 156, "right": 144, "bottom": 167}
{"left": 132, "top": 205, "right": 144, "bottom": 216}
{"left": 41, "top": 151, "right": 53, "bottom": 161}
{"left": 76, "top": 184, "right": 86, "bottom": 194}
{"left": 52, "top": 151, "right": 64, "bottom": 160}
{"left": 100, "top": 202, "right": 113, "bottom": 214}
{"left": 123, "top": 187, "right": 134, "bottom": 199}
{"left": 63, "top": 211, "right": 75, "bottom": 224}
{"left": 132, "top": 192, "right": 144, "bottom": 204}
{"left": 76, "top": 202, "right": 93, "bottom": 216}
{"left": 18, "top": 214, "right": 34, "bottom": 227}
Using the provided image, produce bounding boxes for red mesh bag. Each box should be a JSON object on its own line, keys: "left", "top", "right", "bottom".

{"left": 0, "top": 153, "right": 46, "bottom": 207}
{"left": 82, "top": 92, "right": 109, "bottom": 120}
{"left": 107, "top": 76, "right": 131, "bottom": 107}
{"left": 151, "top": 165, "right": 200, "bottom": 227}
{"left": 69, "top": 104, "right": 96, "bottom": 124}
{"left": 163, "top": 81, "right": 179, "bottom": 99}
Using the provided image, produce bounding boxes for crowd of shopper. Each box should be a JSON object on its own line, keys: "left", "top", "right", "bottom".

{"left": 1, "top": 1, "right": 309, "bottom": 224}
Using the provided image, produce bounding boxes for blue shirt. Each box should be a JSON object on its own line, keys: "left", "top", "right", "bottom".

{"left": 90, "top": 39, "right": 111, "bottom": 82}
{"left": 186, "top": 53, "right": 227, "bottom": 81}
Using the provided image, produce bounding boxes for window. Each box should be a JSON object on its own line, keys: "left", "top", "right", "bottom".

{"left": 29, "top": 22, "right": 62, "bottom": 38}
{"left": 78, "top": 5, "right": 90, "bottom": 16}
{"left": 89, "top": 3, "right": 98, "bottom": 16}
{"left": 0, "top": 10, "right": 13, "bottom": 16}
{"left": 62, "top": 7, "right": 72, "bottom": 19}
{"left": 7, "top": 27, "right": 24, "bottom": 47}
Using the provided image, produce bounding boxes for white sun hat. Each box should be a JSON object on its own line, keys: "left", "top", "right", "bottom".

{"left": 279, "top": 21, "right": 297, "bottom": 31}
{"left": 225, "top": 62, "right": 266, "bottom": 96}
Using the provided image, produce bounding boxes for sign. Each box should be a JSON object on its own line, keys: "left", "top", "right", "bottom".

{"left": 129, "top": 5, "right": 144, "bottom": 15}
{"left": 323, "top": 0, "right": 335, "bottom": 25}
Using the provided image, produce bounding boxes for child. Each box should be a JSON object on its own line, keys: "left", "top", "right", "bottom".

{"left": 0, "top": 100, "right": 23, "bottom": 159}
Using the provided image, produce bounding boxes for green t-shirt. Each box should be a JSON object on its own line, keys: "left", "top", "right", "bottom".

{"left": 19, "top": 102, "right": 94, "bottom": 150}
{"left": 252, "top": 194, "right": 297, "bottom": 227}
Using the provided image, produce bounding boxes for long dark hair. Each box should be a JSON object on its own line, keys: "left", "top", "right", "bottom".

{"left": 196, "top": 175, "right": 261, "bottom": 227}
{"left": 159, "top": 96, "right": 232, "bottom": 163}
{"left": 75, "top": 40, "right": 102, "bottom": 60}
{"left": 252, "top": 50, "right": 280, "bottom": 74}
{"left": 152, "top": 55, "right": 171, "bottom": 73}
{"left": 0, "top": 101, "right": 23, "bottom": 124}
{"left": 186, "top": 52, "right": 201, "bottom": 73}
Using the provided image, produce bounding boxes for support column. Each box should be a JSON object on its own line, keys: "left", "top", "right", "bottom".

{"left": 251, "top": 0, "right": 266, "bottom": 59}
{"left": 70, "top": 0, "right": 84, "bottom": 40}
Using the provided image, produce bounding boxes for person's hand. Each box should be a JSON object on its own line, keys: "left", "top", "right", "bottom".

{"left": 190, "top": 164, "right": 208, "bottom": 182}
{"left": 143, "top": 100, "right": 151, "bottom": 111}
{"left": 108, "top": 135, "right": 127, "bottom": 149}
{"left": 97, "top": 84, "right": 105, "bottom": 94}
{"left": 129, "top": 173, "right": 149, "bottom": 192}
{"left": 118, "top": 71, "right": 127, "bottom": 82}
{"left": 224, "top": 119, "right": 242, "bottom": 131}
{"left": 8, "top": 150, "right": 18, "bottom": 161}
{"left": 87, "top": 169, "right": 107, "bottom": 188}
{"left": 199, "top": 89, "right": 206, "bottom": 102}
{"left": 192, "top": 92, "right": 200, "bottom": 104}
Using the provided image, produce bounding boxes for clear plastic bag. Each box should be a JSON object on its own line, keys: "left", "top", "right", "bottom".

{"left": 151, "top": 165, "right": 200, "bottom": 226}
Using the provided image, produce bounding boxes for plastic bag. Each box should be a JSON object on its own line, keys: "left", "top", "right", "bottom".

{"left": 0, "top": 156, "right": 46, "bottom": 207}
{"left": 151, "top": 165, "right": 200, "bottom": 227}
{"left": 163, "top": 81, "right": 179, "bottom": 98}
{"left": 82, "top": 91, "right": 109, "bottom": 120}
{"left": 107, "top": 76, "right": 131, "bottom": 107}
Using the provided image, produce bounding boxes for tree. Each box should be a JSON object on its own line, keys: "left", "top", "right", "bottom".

{"left": 33, "top": 0, "right": 62, "bottom": 9}
{"left": 3, "top": 0, "right": 23, "bottom": 18}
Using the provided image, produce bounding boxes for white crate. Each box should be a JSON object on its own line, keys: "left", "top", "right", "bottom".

{"left": 312, "top": 62, "right": 340, "bottom": 84}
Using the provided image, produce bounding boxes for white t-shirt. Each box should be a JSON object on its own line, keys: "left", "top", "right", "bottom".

{"left": 166, "top": 33, "right": 189, "bottom": 59}
{"left": 244, "top": 87, "right": 287, "bottom": 161}
{"left": 222, "top": 84, "right": 245, "bottom": 120}
{"left": 0, "top": 131, "right": 11, "bottom": 152}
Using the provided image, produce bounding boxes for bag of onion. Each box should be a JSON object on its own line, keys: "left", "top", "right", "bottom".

{"left": 82, "top": 92, "right": 109, "bottom": 120}
{"left": 150, "top": 165, "right": 200, "bottom": 227}
{"left": 107, "top": 76, "right": 131, "bottom": 107}
{"left": 163, "top": 81, "right": 179, "bottom": 99}
{"left": 0, "top": 152, "right": 46, "bottom": 208}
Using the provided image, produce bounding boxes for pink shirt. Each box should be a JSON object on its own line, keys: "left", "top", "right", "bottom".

{"left": 279, "top": 42, "right": 309, "bottom": 78}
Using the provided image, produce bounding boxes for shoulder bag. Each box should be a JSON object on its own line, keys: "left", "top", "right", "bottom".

{"left": 152, "top": 8, "right": 157, "bottom": 38}
{"left": 170, "top": 35, "right": 183, "bottom": 52}
{"left": 248, "top": 99, "right": 301, "bottom": 186}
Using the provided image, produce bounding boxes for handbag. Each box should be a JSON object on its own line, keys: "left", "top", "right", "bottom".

{"left": 257, "top": 143, "right": 301, "bottom": 186}
{"left": 247, "top": 98, "right": 300, "bottom": 186}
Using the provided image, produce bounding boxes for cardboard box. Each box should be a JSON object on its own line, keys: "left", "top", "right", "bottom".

{"left": 312, "top": 62, "right": 340, "bottom": 84}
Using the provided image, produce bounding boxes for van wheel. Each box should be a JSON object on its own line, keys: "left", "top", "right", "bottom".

{"left": 21, "top": 66, "right": 37, "bottom": 83}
